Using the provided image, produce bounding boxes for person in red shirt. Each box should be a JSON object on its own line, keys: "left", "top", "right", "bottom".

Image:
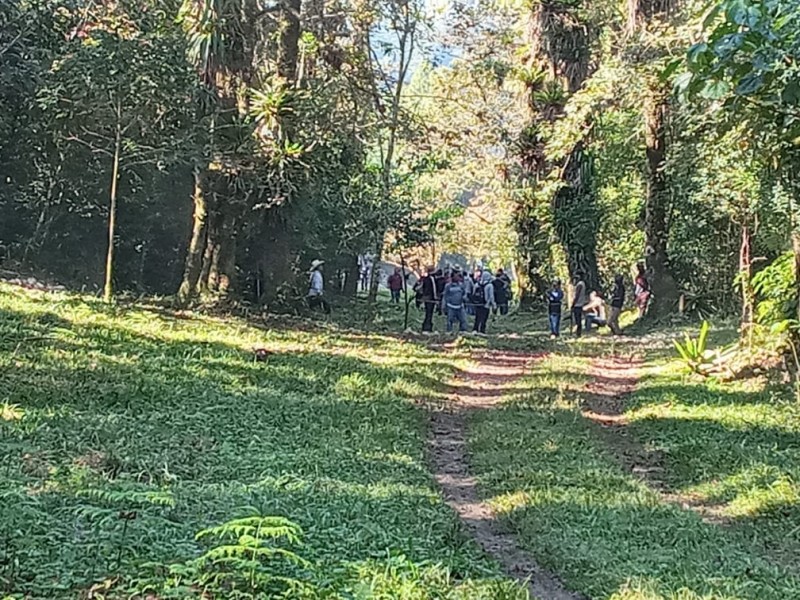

{"left": 388, "top": 268, "right": 404, "bottom": 304}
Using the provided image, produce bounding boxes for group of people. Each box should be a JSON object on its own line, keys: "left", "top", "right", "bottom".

{"left": 546, "top": 263, "right": 651, "bottom": 338}
{"left": 414, "top": 265, "right": 513, "bottom": 334}
{"left": 308, "top": 256, "right": 653, "bottom": 338}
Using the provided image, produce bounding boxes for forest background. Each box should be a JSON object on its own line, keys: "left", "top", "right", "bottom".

{"left": 1, "top": 0, "right": 798, "bottom": 347}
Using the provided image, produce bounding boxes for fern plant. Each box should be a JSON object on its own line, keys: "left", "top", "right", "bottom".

{"left": 192, "top": 514, "right": 310, "bottom": 596}
{"left": 674, "top": 321, "right": 711, "bottom": 375}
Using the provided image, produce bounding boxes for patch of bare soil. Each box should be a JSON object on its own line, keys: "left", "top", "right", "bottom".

{"left": 582, "top": 354, "right": 729, "bottom": 525}
{"left": 429, "top": 351, "right": 584, "bottom": 600}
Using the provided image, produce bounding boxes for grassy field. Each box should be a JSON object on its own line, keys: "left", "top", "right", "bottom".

{"left": 4, "top": 283, "right": 800, "bottom": 599}
{"left": 0, "top": 283, "right": 526, "bottom": 599}
{"left": 469, "top": 338, "right": 800, "bottom": 599}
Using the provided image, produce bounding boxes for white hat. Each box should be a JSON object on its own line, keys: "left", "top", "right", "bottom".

{"left": 310, "top": 259, "right": 325, "bottom": 270}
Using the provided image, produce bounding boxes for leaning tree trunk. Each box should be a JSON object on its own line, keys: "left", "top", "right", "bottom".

{"left": 178, "top": 169, "right": 209, "bottom": 304}
{"left": 643, "top": 91, "right": 679, "bottom": 315}
{"left": 103, "top": 98, "right": 123, "bottom": 304}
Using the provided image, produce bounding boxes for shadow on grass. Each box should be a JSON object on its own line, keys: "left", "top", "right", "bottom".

{"left": 470, "top": 398, "right": 800, "bottom": 599}
{"left": 0, "top": 294, "right": 528, "bottom": 597}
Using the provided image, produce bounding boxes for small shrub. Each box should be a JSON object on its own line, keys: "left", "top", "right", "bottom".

{"left": 674, "top": 321, "right": 711, "bottom": 375}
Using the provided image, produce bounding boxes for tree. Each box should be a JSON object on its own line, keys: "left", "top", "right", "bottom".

{"left": 515, "top": 0, "right": 600, "bottom": 301}
{"left": 40, "top": 2, "right": 197, "bottom": 302}
{"left": 683, "top": 0, "right": 800, "bottom": 326}
{"left": 627, "top": 0, "right": 681, "bottom": 316}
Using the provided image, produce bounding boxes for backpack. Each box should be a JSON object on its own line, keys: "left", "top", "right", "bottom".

{"left": 470, "top": 282, "right": 486, "bottom": 305}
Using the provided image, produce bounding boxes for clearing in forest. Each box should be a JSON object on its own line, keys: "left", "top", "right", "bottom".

{"left": 3, "top": 283, "right": 800, "bottom": 600}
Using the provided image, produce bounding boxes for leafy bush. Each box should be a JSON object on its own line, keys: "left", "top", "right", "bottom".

{"left": 753, "top": 252, "right": 797, "bottom": 326}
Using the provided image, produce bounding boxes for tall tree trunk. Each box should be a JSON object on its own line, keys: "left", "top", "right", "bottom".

{"left": 515, "top": 0, "right": 594, "bottom": 304}
{"left": 344, "top": 255, "right": 359, "bottom": 296}
{"left": 259, "top": 213, "right": 294, "bottom": 305}
{"left": 278, "top": 0, "right": 302, "bottom": 82}
{"left": 643, "top": 90, "right": 679, "bottom": 314}
{"left": 793, "top": 229, "right": 800, "bottom": 326}
{"left": 198, "top": 195, "right": 219, "bottom": 294}
{"left": 215, "top": 225, "right": 237, "bottom": 296}
{"left": 103, "top": 98, "right": 122, "bottom": 304}
{"left": 553, "top": 142, "right": 601, "bottom": 291}
{"left": 177, "top": 169, "right": 208, "bottom": 304}
{"left": 739, "top": 222, "right": 754, "bottom": 346}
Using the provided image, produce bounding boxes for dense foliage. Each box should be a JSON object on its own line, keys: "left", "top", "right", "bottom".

{"left": 0, "top": 0, "right": 797, "bottom": 335}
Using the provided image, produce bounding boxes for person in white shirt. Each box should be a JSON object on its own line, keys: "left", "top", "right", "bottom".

{"left": 307, "top": 259, "right": 331, "bottom": 314}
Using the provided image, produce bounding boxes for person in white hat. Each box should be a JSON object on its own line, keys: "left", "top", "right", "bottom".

{"left": 307, "top": 259, "right": 331, "bottom": 314}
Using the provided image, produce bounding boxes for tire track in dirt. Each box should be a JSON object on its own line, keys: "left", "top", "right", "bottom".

{"left": 428, "top": 350, "right": 585, "bottom": 600}
{"left": 581, "top": 354, "right": 728, "bottom": 525}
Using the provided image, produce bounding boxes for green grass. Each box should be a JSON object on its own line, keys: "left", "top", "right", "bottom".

{"left": 5, "top": 283, "right": 798, "bottom": 599}
{"left": 469, "top": 347, "right": 800, "bottom": 599}
{"left": 0, "top": 283, "right": 526, "bottom": 599}
{"left": 628, "top": 362, "right": 800, "bottom": 570}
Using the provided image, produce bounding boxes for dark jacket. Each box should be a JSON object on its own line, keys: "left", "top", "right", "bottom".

{"left": 420, "top": 275, "right": 437, "bottom": 300}
{"left": 547, "top": 288, "right": 564, "bottom": 314}
{"left": 493, "top": 277, "right": 509, "bottom": 304}
{"left": 611, "top": 282, "right": 625, "bottom": 308}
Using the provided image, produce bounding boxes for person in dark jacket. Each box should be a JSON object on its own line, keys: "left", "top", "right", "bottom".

{"left": 547, "top": 278, "right": 564, "bottom": 338}
{"left": 492, "top": 269, "right": 511, "bottom": 316}
{"left": 420, "top": 265, "right": 438, "bottom": 332}
{"left": 472, "top": 271, "right": 497, "bottom": 334}
{"left": 609, "top": 274, "right": 625, "bottom": 335}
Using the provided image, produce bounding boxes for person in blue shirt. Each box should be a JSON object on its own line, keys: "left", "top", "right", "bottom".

{"left": 441, "top": 272, "right": 468, "bottom": 333}
{"left": 547, "top": 278, "right": 564, "bottom": 338}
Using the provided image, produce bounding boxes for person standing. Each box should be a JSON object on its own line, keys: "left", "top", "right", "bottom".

{"left": 472, "top": 271, "right": 496, "bottom": 334}
{"left": 307, "top": 259, "right": 331, "bottom": 315}
{"left": 434, "top": 268, "right": 446, "bottom": 316}
{"left": 634, "top": 262, "right": 650, "bottom": 319}
{"left": 441, "top": 273, "right": 468, "bottom": 333}
{"left": 547, "top": 278, "right": 564, "bottom": 338}
{"left": 493, "top": 269, "right": 511, "bottom": 316}
{"left": 466, "top": 269, "right": 481, "bottom": 316}
{"left": 420, "top": 265, "right": 438, "bottom": 333}
{"left": 571, "top": 273, "right": 587, "bottom": 337}
{"left": 609, "top": 274, "right": 625, "bottom": 335}
{"left": 387, "top": 268, "right": 403, "bottom": 304}
{"left": 461, "top": 268, "right": 474, "bottom": 321}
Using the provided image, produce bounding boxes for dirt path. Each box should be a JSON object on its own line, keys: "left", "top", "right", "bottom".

{"left": 428, "top": 350, "right": 584, "bottom": 600}
{"left": 581, "top": 354, "right": 728, "bottom": 525}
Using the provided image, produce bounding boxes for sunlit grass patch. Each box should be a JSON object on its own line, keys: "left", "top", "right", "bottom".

{"left": 468, "top": 342, "right": 800, "bottom": 599}
{"left": 0, "top": 283, "right": 528, "bottom": 598}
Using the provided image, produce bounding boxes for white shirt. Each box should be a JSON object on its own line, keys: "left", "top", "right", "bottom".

{"left": 308, "top": 270, "right": 323, "bottom": 296}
